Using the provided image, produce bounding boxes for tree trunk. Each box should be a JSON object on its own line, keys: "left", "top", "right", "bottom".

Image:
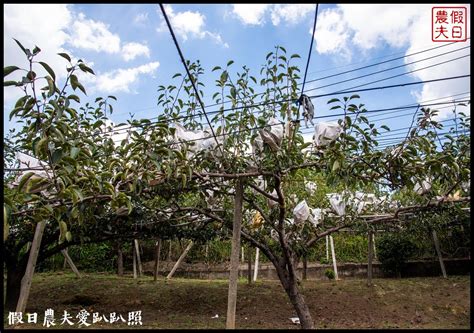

{"left": 273, "top": 260, "right": 314, "bottom": 329}
{"left": 4, "top": 263, "right": 25, "bottom": 311}
{"left": 286, "top": 280, "right": 314, "bottom": 329}
{"left": 302, "top": 256, "right": 307, "bottom": 280}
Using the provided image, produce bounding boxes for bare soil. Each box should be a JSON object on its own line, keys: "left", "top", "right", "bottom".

{"left": 4, "top": 272, "right": 470, "bottom": 329}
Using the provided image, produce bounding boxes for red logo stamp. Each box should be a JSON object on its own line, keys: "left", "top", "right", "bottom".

{"left": 432, "top": 7, "right": 467, "bottom": 42}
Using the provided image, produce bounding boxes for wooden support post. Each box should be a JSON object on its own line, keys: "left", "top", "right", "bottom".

{"left": 134, "top": 239, "right": 143, "bottom": 277}
{"left": 302, "top": 256, "right": 307, "bottom": 280}
{"left": 226, "top": 179, "right": 244, "bottom": 329}
{"left": 253, "top": 247, "right": 260, "bottom": 282}
{"left": 329, "top": 235, "right": 339, "bottom": 281}
{"left": 247, "top": 246, "right": 252, "bottom": 284}
{"left": 167, "top": 240, "right": 172, "bottom": 261}
{"left": 117, "top": 243, "right": 124, "bottom": 276}
{"left": 16, "top": 221, "right": 46, "bottom": 313}
{"left": 432, "top": 230, "right": 447, "bottom": 278}
{"left": 326, "top": 235, "right": 329, "bottom": 261}
{"left": 154, "top": 238, "right": 162, "bottom": 282}
{"left": 372, "top": 232, "right": 377, "bottom": 260}
{"left": 61, "top": 248, "right": 81, "bottom": 278}
{"left": 241, "top": 246, "right": 245, "bottom": 263}
{"left": 367, "top": 231, "right": 373, "bottom": 286}
{"left": 166, "top": 240, "right": 194, "bottom": 280}
{"left": 132, "top": 242, "right": 137, "bottom": 279}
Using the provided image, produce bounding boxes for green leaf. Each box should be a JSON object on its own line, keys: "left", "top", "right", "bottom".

{"left": 227, "top": 60, "right": 234, "bottom": 67}
{"left": 32, "top": 46, "right": 41, "bottom": 55}
{"left": 70, "top": 74, "right": 79, "bottom": 90}
{"left": 4, "top": 81, "right": 17, "bottom": 87}
{"left": 345, "top": 116, "right": 352, "bottom": 128}
{"left": 76, "top": 82, "right": 87, "bottom": 95}
{"left": 327, "top": 98, "right": 340, "bottom": 104}
{"left": 212, "top": 66, "right": 222, "bottom": 72}
{"left": 68, "top": 94, "right": 80, "bottom": 103}
{"left": 59, "top": 220, "right": 68, "bottom": 244}
{"left": 70, "top": 147, "right": 80, "bottom": 159}
{"left": 78, "top": 63, "right": 95, "bottom": 75}
{"left": 65, "top": 231, "right": 72, "bottom": 242}
{"left": 52, "top": 149, "right": 63, "bottom": 164}
{"left": 332, "top": 160, "right": 340, "bottom": 172}
{"left": 181, "top": 173, "right": 187, "bottom": 188}
{"left": 381, "top": 125, "right": 390, "bottom": 131}
{"left": 45, "top": 75, "right": 55, "bottom": 97}
{"left": 18, "top": 172, "right": 35, "bottom": 192}
{"left": 13, "top": 38, "right": 28, "bottom": 57}
{"left": 58, "top": 52, "right": 72, "bottom": 62}
{"left": 72, "top": 187, "right": 84, "bottom": 202}
{"left": 26, "top": 176, "right": 49, "bottom": 193}
{"left": 4, "top": 66, "right": 20, "bottom": 77}
{"left": 35, "top": 137, "right": 48, "bottom": 156}
{"left": 38, "top": 62, "right": 56, "bottom": 81}
{"left": 4, "top": 219, "right": 9, "bottom": 241}
{"left": 220, "top": 71, "right": 228, "bottom": 83}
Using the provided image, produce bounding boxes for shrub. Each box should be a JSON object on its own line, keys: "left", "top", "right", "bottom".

{"left": 377, "top": 233, "right": 416, "bottom": 277}
{"left": 324, "top": 269, "right": 335, "bottom": 280}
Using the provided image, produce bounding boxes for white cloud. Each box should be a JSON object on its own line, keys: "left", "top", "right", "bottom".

{"left": 314, "top": 4, "right": 471, "bottom": 120}
{"left": 69, "top": 13, "right": 121, "bottom": 53}
{"left": 313, "top": 8, "right": 351, "bottom": 59}
{"left": 4, "top": 3, "right": 157, "bottom": 109}
{"left": 122, "top": 42, "right": 150, "bottom": 61}
{"left": 91, "top": 62, "right": 160, "bottom": 93}
{"left": 231, "top": 4, "right": 313, "bottom": 26}
{"left": 402, "top": 6, "right": 471, "bottom": 120}
{"left": 158, "top": 5, "right": 228, "bottom": 47}
{"left": 270, "top": 4, "right": 314, "bottom": 26}
{"left": 133, "top": 12, "right": 149, "bottom": 25}
{"left": 4, "top": 4, "right": 73, "bottom": 104}
{"left": 205, "top": 32, "right": 230, "bottom": 48}
{"left": 232, "top": 4, "right": 271, "bottom": 25}
{"left": 69, "top": 13, "right": 151, "bottom": 60}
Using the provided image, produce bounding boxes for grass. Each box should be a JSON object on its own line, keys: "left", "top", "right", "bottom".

{"left": 3, "top": 272, "right": 470, "bottom": 329}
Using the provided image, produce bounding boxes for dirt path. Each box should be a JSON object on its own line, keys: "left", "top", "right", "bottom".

{"left": 4, "top": 273, "right": 470, "bottom": 329}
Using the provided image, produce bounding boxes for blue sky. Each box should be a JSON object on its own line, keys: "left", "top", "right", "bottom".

{"left": 3, "top": 4, "right": 471, "bottom": 143}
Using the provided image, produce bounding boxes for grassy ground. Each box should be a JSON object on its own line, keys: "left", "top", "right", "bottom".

{"left": 3, "top": 272, "right": 470, "bottom": 329}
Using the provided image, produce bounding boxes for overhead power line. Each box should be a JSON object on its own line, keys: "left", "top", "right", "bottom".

{"left": 306, "top": 39, "right": 470, "bottom": 84}
{"left": 113, "top": 40, "right": 470, "bottom": 118}
{"left": 331, "top": 54, "right": 470, "bottom": 93}
{"left": 308, "top": 46, "right": 470, "bottom": 91}
{"left": 159, "top": 3, "right": 222, "bottom": 151}
{"left": 89, "top": 82, "right": 470, "bottom": 135}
